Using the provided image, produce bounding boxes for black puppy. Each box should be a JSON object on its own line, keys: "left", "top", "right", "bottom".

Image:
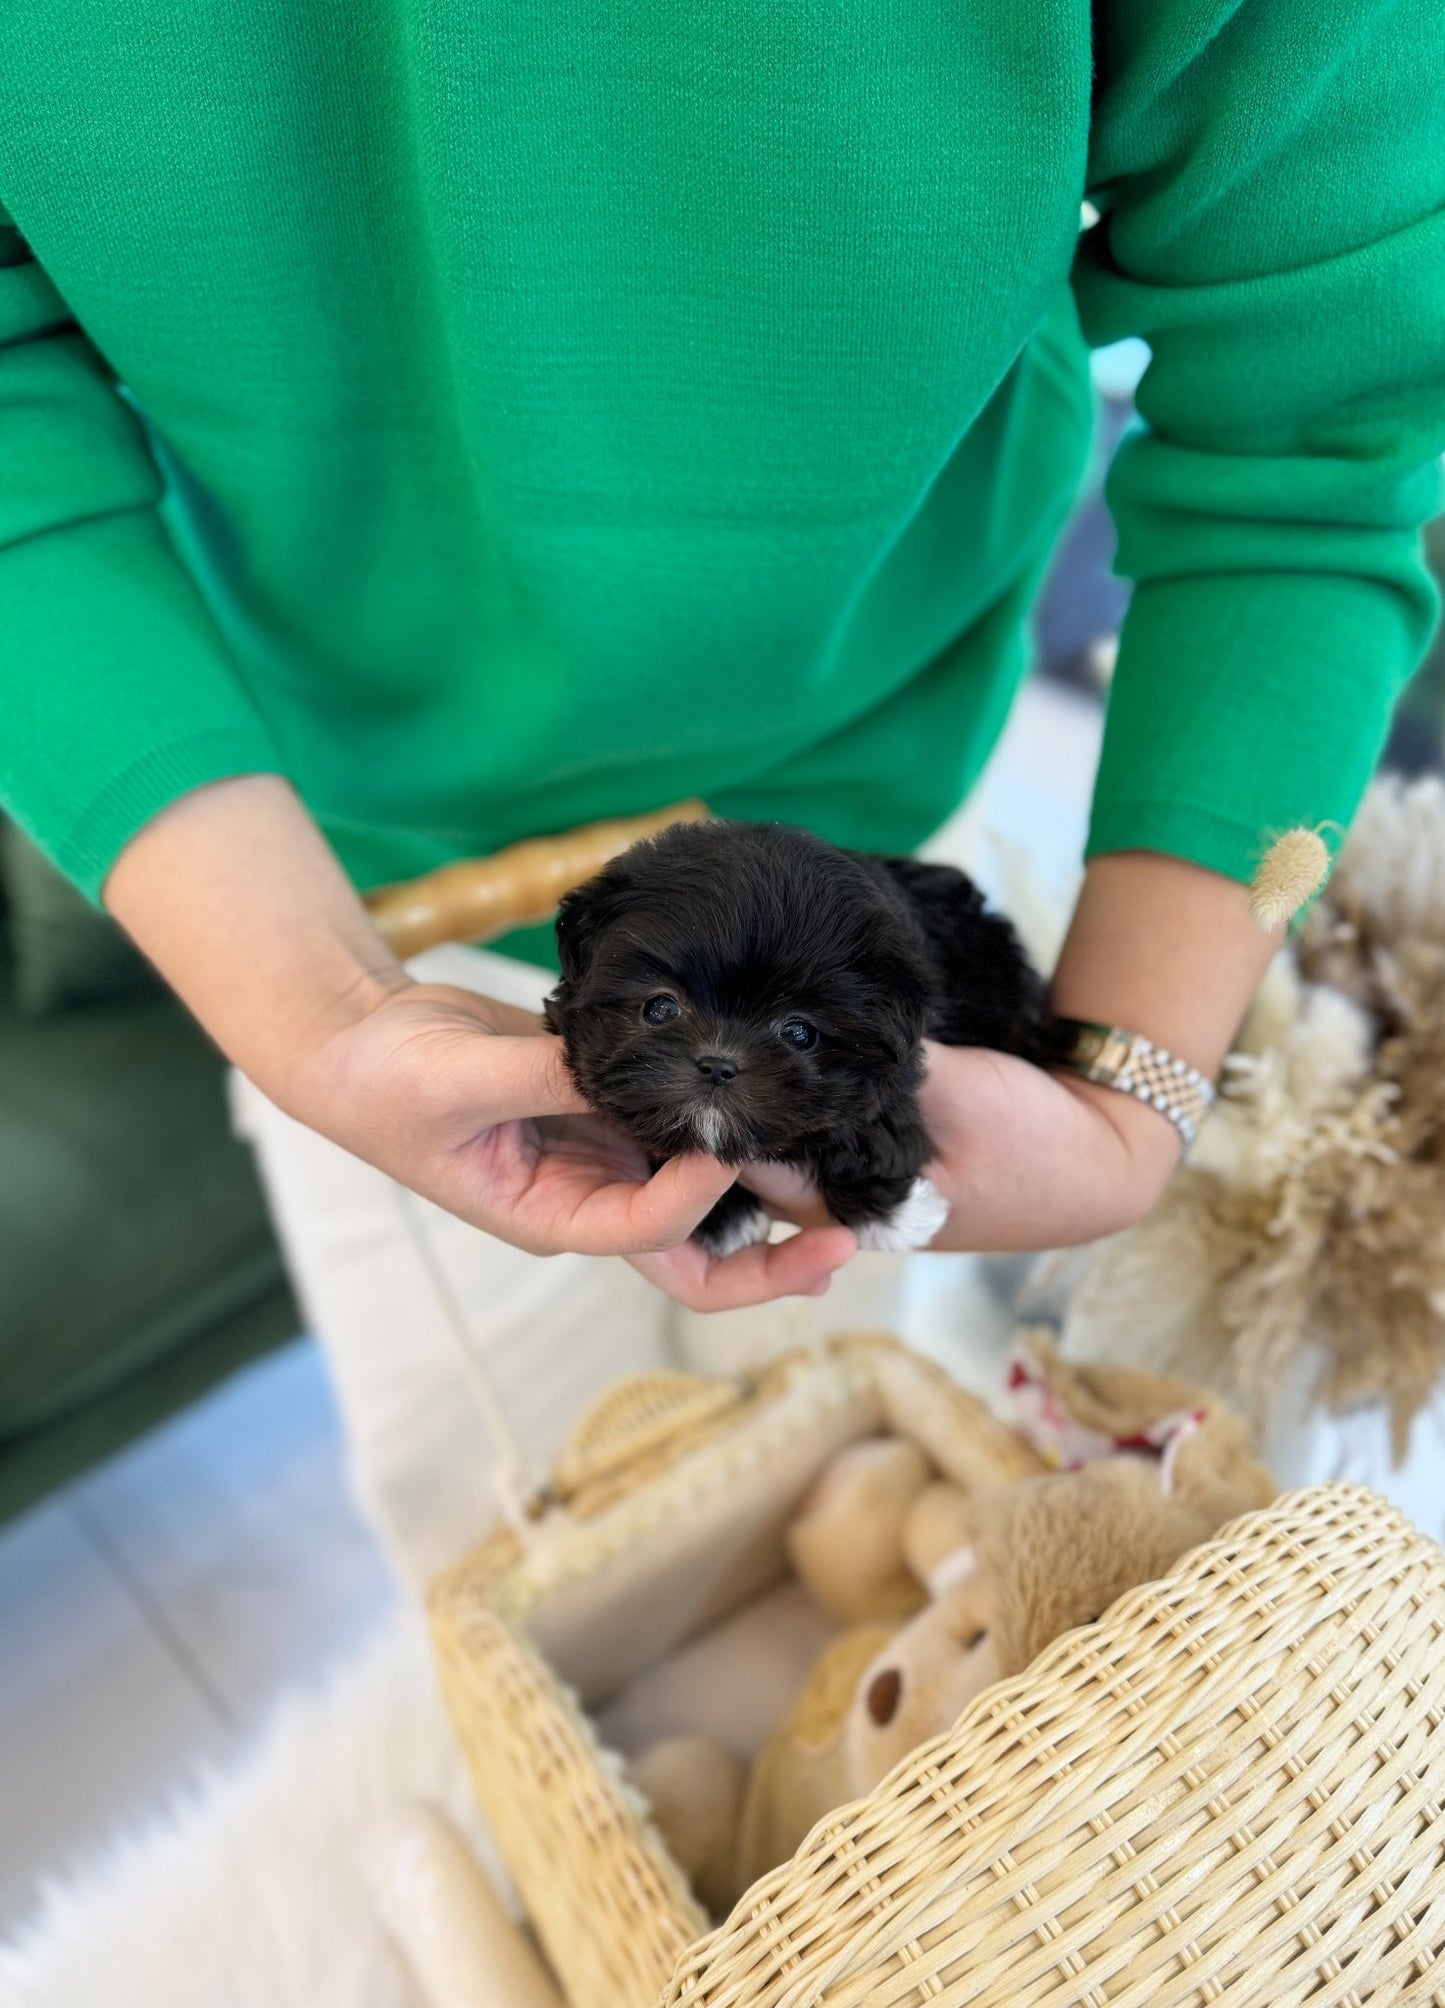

{"left": 543, "top": 820, "right": 1059, "bottom": 1255}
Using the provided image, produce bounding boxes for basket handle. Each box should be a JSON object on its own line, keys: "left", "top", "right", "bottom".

{"left": 391, "top": 1179, "right": 551, "bottom": 1538}
{"left": 364, "top": 800, "right": 709, "bottom": 958}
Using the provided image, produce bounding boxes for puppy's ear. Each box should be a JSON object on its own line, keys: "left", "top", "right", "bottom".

{"left": 860, "top": 988, "right": 926, "bottom": 1068}
{"left": 553, "top": 870, "right": 619, "bottom": 987}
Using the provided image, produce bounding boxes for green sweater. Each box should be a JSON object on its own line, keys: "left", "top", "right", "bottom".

{"left": 2, "top": 2, "right": 1442, "bottom": 926}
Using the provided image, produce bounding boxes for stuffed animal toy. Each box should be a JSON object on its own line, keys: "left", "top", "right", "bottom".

{"left": 784, "top": 1436, "right": 932, "bottom": 1623}
{"left": 628, "top": 1736, "right": 746, "bottom": 1919}
{"left": 735, "top": 1393, "right": 1274, "bottom": 1891}
{"left": 845, "top": 1414, "right": 1276, "bottom": 1795}
{"left": 624, "top": 1355, "right": 1275, "bottom": 1915}
{"left": 732, "top": 1624, "right": 896, "bottom": 1901}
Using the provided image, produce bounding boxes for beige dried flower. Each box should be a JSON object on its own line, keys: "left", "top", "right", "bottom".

{"left": 1057, "top": 776, "right": 1445, "bottom": 1460}
{"left": 1248, "top": 827, "right": 1333, "bottom": 931}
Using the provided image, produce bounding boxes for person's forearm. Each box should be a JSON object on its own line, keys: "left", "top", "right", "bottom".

{"left": 1048, "top": 849, "right": 1281, "bottom": 1180}
{"left": 101, "top": 774, "right": 854, "bottom": 1308}
{"left": 884, "top": 848, "right": 1285, "bottom": 1255}
{"left": 103, "top": 774, "right": 410, "bottom": 1109}
{"left": 1052, "top": 851, "right": 1278, "bottom": 1073}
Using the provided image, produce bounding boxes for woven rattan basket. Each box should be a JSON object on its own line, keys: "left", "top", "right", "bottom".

{"left": 429, "top": 1334, "right": 1445, "bottom": 2007}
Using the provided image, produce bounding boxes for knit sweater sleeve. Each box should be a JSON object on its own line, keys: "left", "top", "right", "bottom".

{"left": 1074, "top": 0, "right": 1445, "bottom": 882}
{"left": 0, "top": 210, "right": 281, "bottom": 899}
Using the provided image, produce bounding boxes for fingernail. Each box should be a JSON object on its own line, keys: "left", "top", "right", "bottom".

{"left": 808, "top": 1276, "right": 832, "bottom": 1297}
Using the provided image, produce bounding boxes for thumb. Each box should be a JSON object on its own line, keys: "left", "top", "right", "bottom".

{"left": 738, "top": 1158, "right": 833, "bottom": 1228}
{"left": 558, "top": 1152, "right": 739, "bottom": 1257}
{"left": 633, "top": 1150, "right": 739, "bottom": 1230}
{"left": 460, "top": 1028, "right": 592, "bottom": 1121}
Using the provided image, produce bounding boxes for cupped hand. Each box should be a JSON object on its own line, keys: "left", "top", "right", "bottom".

{"left": 741, "top": 1041, "right": 1180, "bottom": 1253}
{"left": 295, "top": 980, "right": 857, "bottom": 1310}
{"left": 909, "top": 1041, "right": 1182, "bottom": 1249}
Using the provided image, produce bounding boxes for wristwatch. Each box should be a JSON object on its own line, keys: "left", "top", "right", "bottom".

{"left": 1052, "top": 1018, "right": 1216, "bottom": 1152}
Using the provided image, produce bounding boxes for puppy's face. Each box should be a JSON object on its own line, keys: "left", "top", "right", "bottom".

{"left": 544, "top": 823, "right": 931, "bottom": 1163}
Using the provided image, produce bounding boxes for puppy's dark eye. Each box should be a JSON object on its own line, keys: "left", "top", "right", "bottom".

{"left": 641, "top": 994, "right": 681, "bottom": 1027}
{"left": 778, "top": 1017, "right": 818, "bottom": 1052}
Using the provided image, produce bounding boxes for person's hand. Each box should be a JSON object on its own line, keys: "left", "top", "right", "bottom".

{"left": 746, "top": 849, "right": 1284, "bottom": 1254}
{"left": 292, "top": 978, "right": 859, "bottom": 1310}
{"left": 103, "top": 775, "right": 856, "bottom": 1314}
{"left": 910, "top": 1040, "right": 1179, "bottom": 1249}
{"left": 739, "top": 1040, "right": 1178, "bottom": 1252}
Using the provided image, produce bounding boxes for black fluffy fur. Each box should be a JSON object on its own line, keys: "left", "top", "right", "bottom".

{"left": 543, "top": 820, "right": 1062, "bottom": 1253}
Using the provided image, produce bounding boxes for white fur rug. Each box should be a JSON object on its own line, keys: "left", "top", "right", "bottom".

{"left": 0, "top": 1609, "right": 505, "bottom": 2008}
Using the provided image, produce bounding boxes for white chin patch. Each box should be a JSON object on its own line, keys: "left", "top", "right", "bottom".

{"left": 856, "top": 1176, "right": 949, "bottom": 1254}
{"left": 703, "top": 1204, "right": 772, "bottom": 1258}
{"left": 692, "top": 1104, "right": 729, "bottom": 1154}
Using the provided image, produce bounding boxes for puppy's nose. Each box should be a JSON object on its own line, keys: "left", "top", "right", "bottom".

{"left": 695, "top": 1053, "right": 739, "bottom": 1084}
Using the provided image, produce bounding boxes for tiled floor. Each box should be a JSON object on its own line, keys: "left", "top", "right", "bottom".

{"left": 0, "top": 1340, "right": 399, "bottom": 1936}
{"left": 0, "top": 672, "right": 1106, "bottom": 1944}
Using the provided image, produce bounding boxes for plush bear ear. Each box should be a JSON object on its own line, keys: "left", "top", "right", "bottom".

{"left": 1163, "top": 1410, "right": 1277, "bottom": 1523}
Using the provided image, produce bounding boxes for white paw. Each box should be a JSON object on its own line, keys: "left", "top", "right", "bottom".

{"left": 856, "top": 1177, "right": 949, "bottom": 1254}
{"left": 698, "top": 1204, "right": 771, "bottom": 1258}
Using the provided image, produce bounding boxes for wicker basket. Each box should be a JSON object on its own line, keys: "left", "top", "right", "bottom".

{"left": 429, "top": 1334, "right": 1445, "bottom": 2007}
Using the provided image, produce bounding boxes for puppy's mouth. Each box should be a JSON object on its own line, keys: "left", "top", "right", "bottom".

{"left": 635, "top": 1087, "right": 766, "bottom": 1165}
{"left": 572, "top": 1065, "right": 752, "bottom": 1160}
{"left": 565, "top": 1039, "right": 801, "bottom": 1164}
{"left": 690, "top": 1098, "right": 737, "bottom": 1157}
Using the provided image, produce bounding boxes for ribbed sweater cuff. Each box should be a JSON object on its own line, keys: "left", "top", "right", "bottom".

{"left": 1085, "top": 568, "right": 1428, "bottom": 886}
{"left": 1085, "top": 797, "right": 1287, "bottom": 884}
{"left": 56, "top": 728, "right": 285, "bottom": 902}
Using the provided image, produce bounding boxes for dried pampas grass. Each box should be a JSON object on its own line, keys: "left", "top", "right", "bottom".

{"left": 1054, "top": 776, "right": 1445, "bottom": 1460}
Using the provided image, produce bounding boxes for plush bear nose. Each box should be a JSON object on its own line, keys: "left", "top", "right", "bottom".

{"left": 695, "top": 1053, "right": 739, "bottom": 1084}
{"left": 867, "top": 1667, "right": 903, "bottom": 1726}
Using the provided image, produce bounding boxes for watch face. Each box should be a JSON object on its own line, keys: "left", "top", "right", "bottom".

{"left": 1081, "top": 1025, "right": 1133, "bottom": 1079}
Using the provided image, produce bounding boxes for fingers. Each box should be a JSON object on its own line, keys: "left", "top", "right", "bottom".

{"left": 737, "top": 1159, "right": 833, "bottom": 1229}
{"left": 630, "top": 1222, "right": 858, "bottom": 1313}
{"left": 560, "top": 1152, "right": 740, "bottom": 1256}
{"left": 477, "top": 1031, "right": 592, "bottom": 1121}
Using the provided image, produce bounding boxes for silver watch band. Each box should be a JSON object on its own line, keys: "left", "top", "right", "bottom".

{"left": 1053, "top": 1018, "right": 1216, "bottom": 1151}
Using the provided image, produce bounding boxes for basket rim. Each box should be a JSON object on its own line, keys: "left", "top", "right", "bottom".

{"left": 429, "top": 1332, "right": 1044, "bottom": 1631}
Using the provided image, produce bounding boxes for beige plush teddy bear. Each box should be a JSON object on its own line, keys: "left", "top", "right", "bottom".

{"left": 784, "top": 1436, "right": 933, "bottom": 1623}
{"left": 629, "top": 1735, "right": 746, "bottom": 1918}
{"left": 845, "top": 1413, "right": 1275, "bottom": 1794}
{"left": 632, "top": 1360, "right": 1275, "bottom": 1918}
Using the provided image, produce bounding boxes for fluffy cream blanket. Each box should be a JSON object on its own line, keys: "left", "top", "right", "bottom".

{"left": 0, "top": 1610, "right": 503, "bottom": 2008}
